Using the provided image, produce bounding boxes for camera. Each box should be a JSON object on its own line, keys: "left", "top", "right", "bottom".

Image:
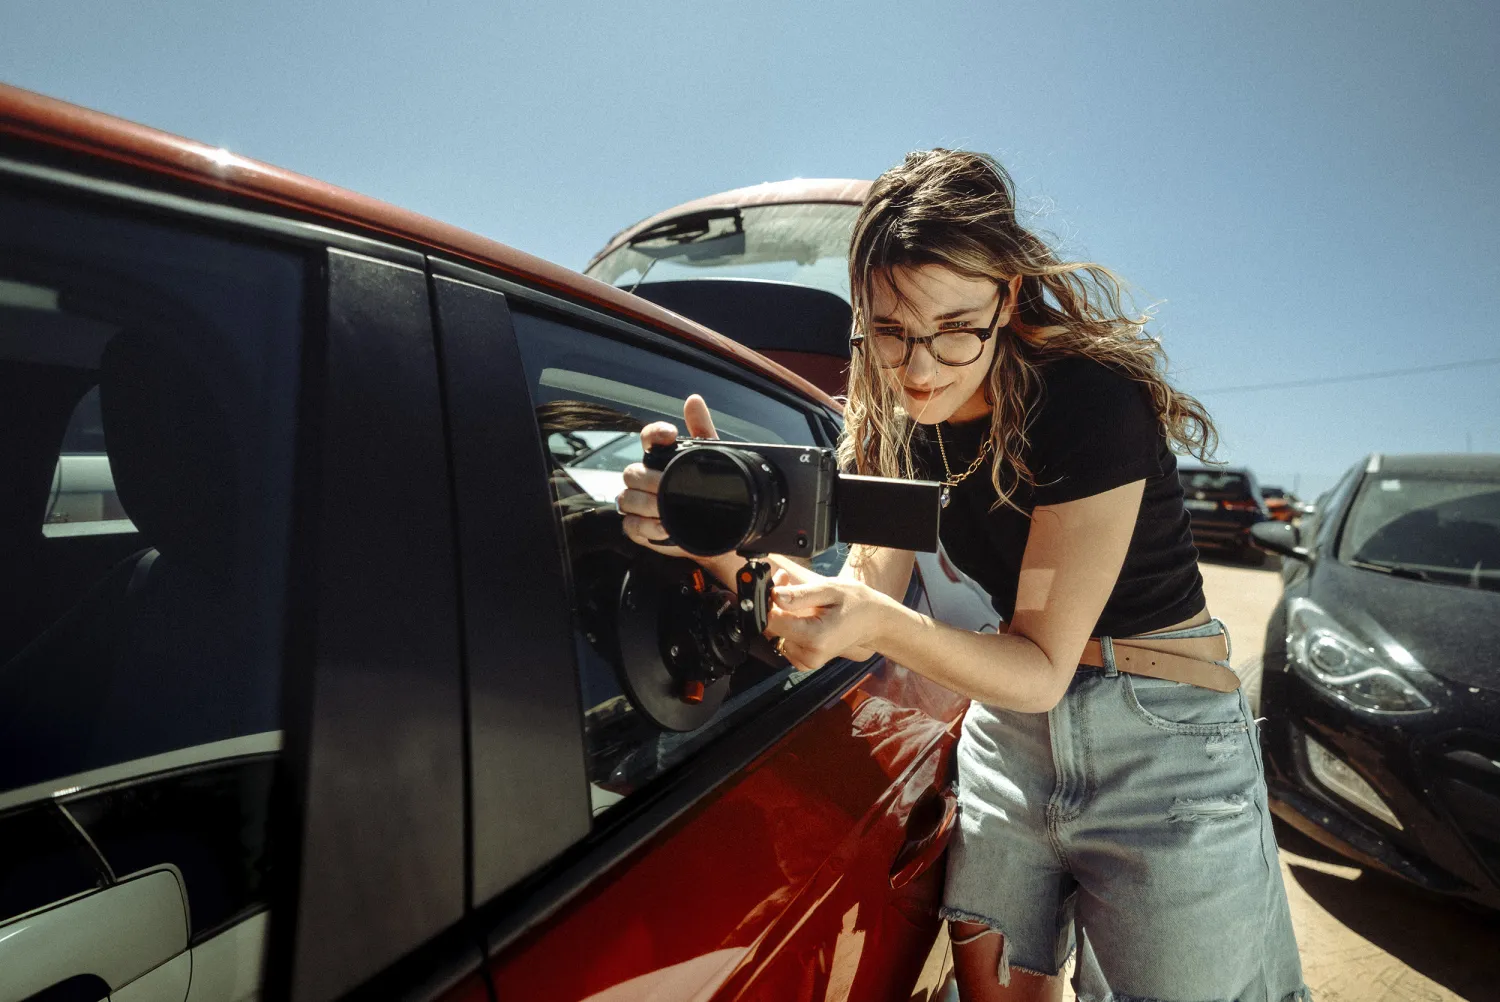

{"left": 645, "top": 438, "right": 944, "bottom": 557}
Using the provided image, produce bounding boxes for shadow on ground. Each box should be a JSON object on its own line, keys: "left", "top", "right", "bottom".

{"left": 1196, "top": 548, "right": 1284, "bottom": 573}
{"left": 1275, "top": 819, "right": 1500, "bottom": 1002}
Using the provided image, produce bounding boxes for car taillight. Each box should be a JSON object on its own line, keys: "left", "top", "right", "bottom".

{"left": 1221, "top": 499, "right": 1260, "bottom": 512}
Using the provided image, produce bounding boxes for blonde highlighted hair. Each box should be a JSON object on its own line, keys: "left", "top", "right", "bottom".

{"left": 840, "top": 149, "right": 1217, "bottom": 510}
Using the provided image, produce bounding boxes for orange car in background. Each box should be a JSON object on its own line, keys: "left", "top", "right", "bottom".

{"left": 1261, "top": 486, "right": 1300, "bottom": 523}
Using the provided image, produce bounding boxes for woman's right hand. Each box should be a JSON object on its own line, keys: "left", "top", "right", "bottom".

{"left": 618, "top": 393, "right": 721, "bottom": 562}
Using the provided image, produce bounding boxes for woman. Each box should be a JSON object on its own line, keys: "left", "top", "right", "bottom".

{"left": 619, "top": 150, "right": 1307, "bottom": 1002}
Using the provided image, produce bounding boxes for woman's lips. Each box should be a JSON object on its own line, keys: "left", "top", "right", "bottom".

{"left": 904, "top": 384, "right": 946, "bottom": 403}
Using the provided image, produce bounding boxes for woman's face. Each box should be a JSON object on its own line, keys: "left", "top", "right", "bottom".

{"left": 866, "top": 263, "right": 1016, "bottom": 425}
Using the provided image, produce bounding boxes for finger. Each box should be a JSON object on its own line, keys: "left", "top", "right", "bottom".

{"left": 615, "top": 487, "right": 659, "bottom": 519}
{"left": 683, "top": 394, "right": 718, "bottom": 440}
{"left": 771, "top": 582, "right": 836, "bottom": 610}
{"left": 779, "top": 639, "right": 823, "bottom": 673}
{"left": 766, "top": 605, "right": 822, "bottom": 637}
{"left": 621, "top": 514, "right": 680, "bottom": 553}
{"left": 640, "top": 421, "right": 680, "bottom": 450}
{"left": 770, "top": 561, "right": 817, "bottom": 588}
{"left": 621, "top": 463, "right": 663, "bottom": 493}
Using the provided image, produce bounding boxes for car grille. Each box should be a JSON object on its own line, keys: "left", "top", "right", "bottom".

{"left": 1424, "top": 732, "right": 1500, "bottom": 877}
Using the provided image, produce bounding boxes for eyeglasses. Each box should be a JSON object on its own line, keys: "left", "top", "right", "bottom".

{"left": 850, "top": 286, "right": 1007, "bottom": 369}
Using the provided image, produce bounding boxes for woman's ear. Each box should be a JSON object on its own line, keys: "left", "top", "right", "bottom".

{"left": 1002, "top": 274, "right": 1023, "bottom": 318}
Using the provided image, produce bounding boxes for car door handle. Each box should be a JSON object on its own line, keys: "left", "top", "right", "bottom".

{"left": 889, "top": 786, "right": 958, "bottom": 889}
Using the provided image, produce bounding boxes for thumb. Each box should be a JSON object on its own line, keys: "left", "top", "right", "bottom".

{"left": 683, "top": 394, "right": 718, "bottom": 440}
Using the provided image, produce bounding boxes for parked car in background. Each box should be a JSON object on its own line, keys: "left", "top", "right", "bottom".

{"left": 0, "top": 84, "right": 995, "bottom": 1002}
{"left": 585, "top": 179, "right": 870, "bottom": 396}
{"left": 1261, "top": 485, "right": 1299, "bottom": 523}
{"left": 1251, "top": 452, "right": 1500, "bottom": 911}
{"left": 1178, "top": 465, "right": 1271, "bottom": 563}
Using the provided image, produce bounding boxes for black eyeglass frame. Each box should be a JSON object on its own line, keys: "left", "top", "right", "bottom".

{"left": 850, "top": 285, "right": 1009, "bottom": 369}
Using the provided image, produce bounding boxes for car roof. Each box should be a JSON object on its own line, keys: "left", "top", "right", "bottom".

{"left": 0, "top": 83, "right": 834, "bottom": 409}
{"left": 588, "top": 178, "right": 872, "bottom": 271}
{"left": 1178, "top": 466, "right": 1253, "bottom": 476}
{"left": 1364, "top": 452, "right": 1500, "bottom": 477}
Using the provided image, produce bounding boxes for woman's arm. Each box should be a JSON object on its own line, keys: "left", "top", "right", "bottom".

{"left": 768, "top": 479, "right": 1145, "bottom": 713}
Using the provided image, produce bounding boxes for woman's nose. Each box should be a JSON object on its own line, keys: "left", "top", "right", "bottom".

{"left": 903, "top": 340, "right": 939, "bottom": 381}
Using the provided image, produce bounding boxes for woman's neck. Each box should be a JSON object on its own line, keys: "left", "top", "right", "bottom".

{"left": 945, "top": 386, "right": 993, "bottom": 424}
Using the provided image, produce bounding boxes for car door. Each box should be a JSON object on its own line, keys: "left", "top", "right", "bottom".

{"left": 425, "top": 261, "right": 969, "bottom": 1002}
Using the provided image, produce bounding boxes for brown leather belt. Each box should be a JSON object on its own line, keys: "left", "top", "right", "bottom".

{"left": 1079, "top": 630, "right": 1240, "bottom": 693}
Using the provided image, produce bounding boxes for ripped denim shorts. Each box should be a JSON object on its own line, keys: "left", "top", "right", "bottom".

{"left": 940, "top": 618, "right": 1310, "bottom": 1002}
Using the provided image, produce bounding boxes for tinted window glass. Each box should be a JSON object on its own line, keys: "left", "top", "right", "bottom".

{"left": 0, "top": 189, "right": 301, "bottom": 791}
{"left": 0, "top": 804, "right": 108, "bottom": 925}
{"left": 65, "top": 758, "right": 275, "bottom": 942}
{"left": 512, "top": 311, "right": 842, "bottom": 815}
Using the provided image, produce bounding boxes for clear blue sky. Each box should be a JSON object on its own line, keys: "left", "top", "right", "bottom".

{"left": 6, "top": 0, "right": 1497, "bottom": 497}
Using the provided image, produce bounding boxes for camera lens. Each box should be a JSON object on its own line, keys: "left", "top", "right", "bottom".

{"left": 657, "top": 445, "right": 786, "bottom": 556}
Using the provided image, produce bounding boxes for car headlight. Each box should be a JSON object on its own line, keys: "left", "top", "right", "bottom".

{"left": 1286, "top": 597, "right": 1434, "bottom": 712}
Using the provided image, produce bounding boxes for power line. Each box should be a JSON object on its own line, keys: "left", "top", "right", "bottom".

{"left": 1198, "top": 355, "right": 1500, "bottom": 394}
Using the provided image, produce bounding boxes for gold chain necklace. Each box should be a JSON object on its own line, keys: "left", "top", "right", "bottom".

{"left": 934, "top": 423, "right": 992, "bottom": 508}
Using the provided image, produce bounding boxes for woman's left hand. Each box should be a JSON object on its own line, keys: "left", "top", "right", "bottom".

{"left": 767, "top": 568, "right": 890, "bottom": 671}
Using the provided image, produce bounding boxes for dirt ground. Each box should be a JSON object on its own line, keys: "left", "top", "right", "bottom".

{"left": 1194, "top": 554, "right": 1500, "bottom": 1002}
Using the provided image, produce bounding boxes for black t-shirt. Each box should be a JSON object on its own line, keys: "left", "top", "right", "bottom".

{"left": 909, "top": 356, "right": 1205, "bottom": 638}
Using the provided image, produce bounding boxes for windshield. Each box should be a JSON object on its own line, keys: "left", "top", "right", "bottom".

{"left": 1339, "top": 473, "right": 1500, "bottom": 589}
{"left": 587, "top": 202, "right": 860, "bottom": 302}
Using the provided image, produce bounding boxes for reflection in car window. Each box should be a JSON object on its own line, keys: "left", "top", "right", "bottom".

{"left": 0, "top": 189, "right": 301, "bottom": 996}
{"left": 512, "top": 311, "right": 843, "bottom": 815}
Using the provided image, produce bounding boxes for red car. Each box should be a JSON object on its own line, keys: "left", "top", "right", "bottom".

{"left": 0, "top": 85, "right": 996, "bottom": 1001}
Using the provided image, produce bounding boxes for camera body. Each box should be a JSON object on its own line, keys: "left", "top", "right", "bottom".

{"left": 646, "top": 438, "right": 942, "bottom": 558}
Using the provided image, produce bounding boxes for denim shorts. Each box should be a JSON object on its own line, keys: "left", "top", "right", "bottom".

{"left": 940, "top": 619, "right": 1309, "bottom": 1002}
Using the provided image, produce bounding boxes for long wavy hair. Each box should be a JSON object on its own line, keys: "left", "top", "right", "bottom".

{"left": 840, "top": 149, "right": 1218, "bottom": 511}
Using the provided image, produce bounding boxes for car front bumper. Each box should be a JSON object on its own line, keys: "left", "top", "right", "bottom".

{"left": 1260, "top": 662, "right": 1500, "bottom": 911}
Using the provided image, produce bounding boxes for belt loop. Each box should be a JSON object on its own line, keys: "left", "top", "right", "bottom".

{"left": 1099, "top": 635, "right": 1119, "bottom": 677}
{"left": 1210, "top": 616, "right": 1233, "bottom": 663}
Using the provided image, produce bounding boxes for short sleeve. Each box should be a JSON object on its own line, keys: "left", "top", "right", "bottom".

{"left": 1027, "top": 359, "right": 1163, "bottom": 507}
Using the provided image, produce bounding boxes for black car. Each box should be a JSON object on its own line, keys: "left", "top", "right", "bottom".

{"left": 1178, "top": 465, "right": 1270, "bottom": 563}
{"left": 1251, "top": 452, "right": 1500, "bottom": 910}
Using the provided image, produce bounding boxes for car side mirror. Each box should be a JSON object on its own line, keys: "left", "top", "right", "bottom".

{"left": 1250, "top": 520, "right": 1309, "bottom": 561}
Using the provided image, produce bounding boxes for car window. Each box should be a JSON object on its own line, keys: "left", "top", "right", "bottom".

{"left": 511, "top": 310, "right": 844, "bottom": 816}
{"left": 586, "top": 202, "right": 861, "bottom": 302}
{"left": 1179, "top": 469, "right": 1252, "bottom": 497}
{"left": 0, "top": 187, "right": 302, "bottom": 992}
